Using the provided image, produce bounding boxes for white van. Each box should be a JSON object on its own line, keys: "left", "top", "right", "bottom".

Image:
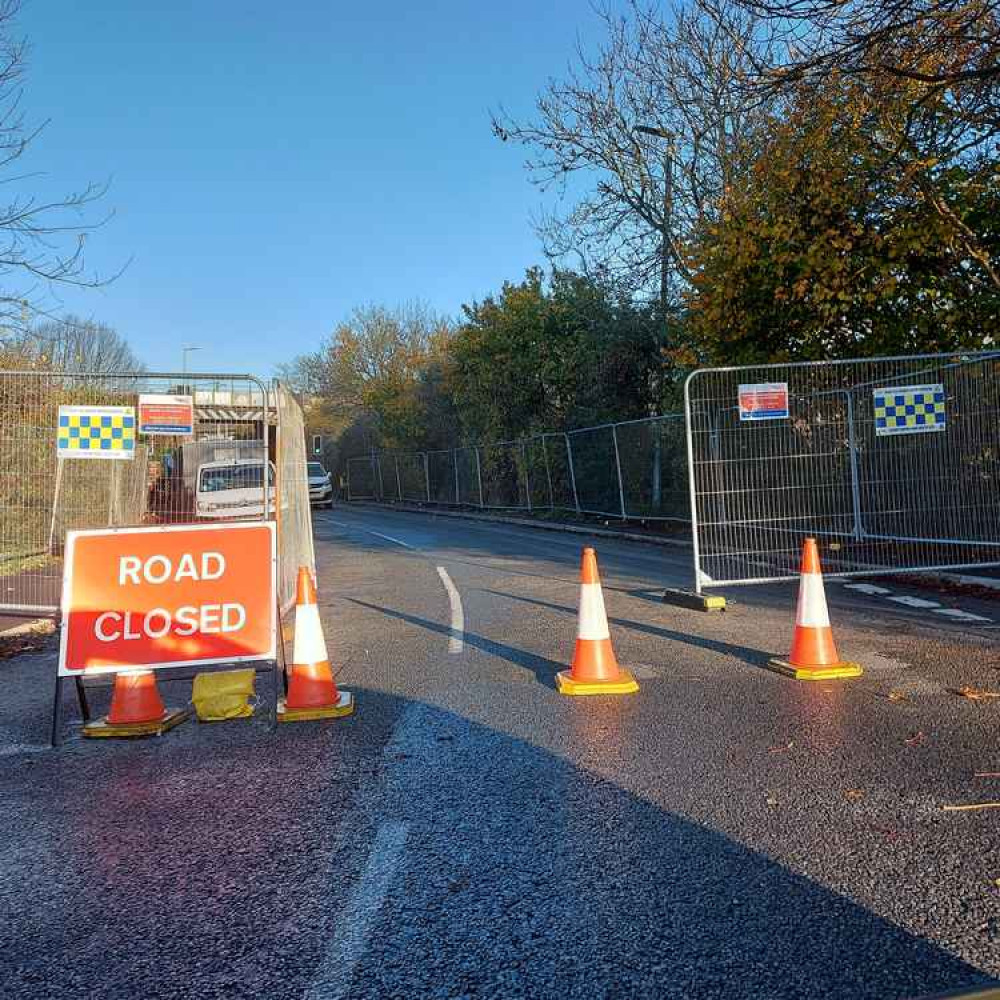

{"left": 195, "top": 459, "right": 276, "bottom": 520}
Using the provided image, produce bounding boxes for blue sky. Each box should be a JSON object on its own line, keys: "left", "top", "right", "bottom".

{"left": 19, "top": 1, "right": 612, "bottom": 375}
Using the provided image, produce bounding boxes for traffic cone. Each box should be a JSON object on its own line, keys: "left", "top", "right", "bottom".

{"left": 278, "top": 566, "right": 354, "bottom": 722}
{"left": 83, "top": 669, "right": 189, "bottom": 739}
{"left": 767, "top": 538, "right": 863, "bottom": 680}
{"left": 556, "top": 548, "right": 639, "bottom": 696}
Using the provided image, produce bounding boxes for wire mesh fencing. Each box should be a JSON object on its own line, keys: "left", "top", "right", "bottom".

{"left": 685, "top": 351, "right": 1000, "bottom": 589}
{"left": 345, "top": 415, "right": 691, "bottom": 523}
{"left": 274, "top": 382, "right": 317, "bottom": 614}
{"left": 0, "top": 371, "right": 272, "bottom": 615}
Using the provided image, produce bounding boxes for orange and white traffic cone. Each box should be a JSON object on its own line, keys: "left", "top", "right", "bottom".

{"left": 279, "top": 566, "right": 354, "bottom": 722}
{"left": 556, "top": 548, "right": 639, "bottom": 696}
{"left": 83, "top": 669, "right": 189, "bottom": 738}
{"left": 768, "top": 538, "right": 863, "bottom": 680}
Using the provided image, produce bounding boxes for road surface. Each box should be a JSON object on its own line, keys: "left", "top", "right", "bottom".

{"left": 1, "top": 503, "right": 999, "bottom": 999}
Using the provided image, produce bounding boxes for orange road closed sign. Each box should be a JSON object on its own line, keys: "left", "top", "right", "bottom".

{"left": 59, "top": 522, "right": 276, "bottom": 676}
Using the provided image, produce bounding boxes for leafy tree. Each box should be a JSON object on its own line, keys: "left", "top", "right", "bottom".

{"left": 448, "top": 268, "right": 663, "bottom": 442}
{"left": 683, "top": 75, "right": 1000, "bottom": 362}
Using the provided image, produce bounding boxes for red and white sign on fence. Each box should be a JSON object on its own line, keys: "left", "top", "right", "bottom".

{"left": 58, "top": 521, "right": 276, "bottom": 676}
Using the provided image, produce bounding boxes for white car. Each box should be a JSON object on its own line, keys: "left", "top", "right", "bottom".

{"left": 196, "top": 459, "right": 276, "bottom": 520}
{"left": 308, "top": 461, "right": 333, "bottom": 507}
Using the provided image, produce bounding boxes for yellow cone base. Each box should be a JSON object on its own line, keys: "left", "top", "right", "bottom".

{"left": 766, "top": 658, "right": 863, "bottom": 681}
{"left": 661, "top": 588, "right": 726, "bottom": 612}
{"left": 556, "top": 670, "right": 639, "bottom": 696}
{"left": 83, "top": 708, "right": 190, "bottom": 739}
{"left": 278, "top": 690, "right": 354, "bottom": 723}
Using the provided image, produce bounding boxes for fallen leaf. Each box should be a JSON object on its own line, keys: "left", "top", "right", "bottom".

{"left": 951, "top": 686, "right": 1000, "bottom": 701}
{"left": 844, "top": 789, "right": 865, "bottom": 800}
{"left": 887, "top": 690, "right": 907, "bottom": 702}
{"left": 766, "top": 796, "right": 778, "bottom": 806}
{"left": 904, "top": 731, "right": 926, "bottom": 746}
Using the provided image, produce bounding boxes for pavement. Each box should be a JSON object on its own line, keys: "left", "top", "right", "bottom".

{"left": 1, "top": 503, "right": 999, "bottom": 999}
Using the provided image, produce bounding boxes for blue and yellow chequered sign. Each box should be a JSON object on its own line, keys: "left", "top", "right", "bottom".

{"left": 873, "top": 384, "right": 946, "bottom": 437}
{"left": 57, "top": 406, "right": 136, "bottom": 460}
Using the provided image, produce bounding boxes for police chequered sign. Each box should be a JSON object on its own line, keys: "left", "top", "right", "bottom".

{"left": 57, "top": 406, "right": 136, "bottom": 460}
{"left": 872, "top": 384, "right": 946, "bottom": 437}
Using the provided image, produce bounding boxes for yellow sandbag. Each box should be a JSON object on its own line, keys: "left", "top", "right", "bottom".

{"left": 192, "top": 669, "right": 256, "bottom": 721}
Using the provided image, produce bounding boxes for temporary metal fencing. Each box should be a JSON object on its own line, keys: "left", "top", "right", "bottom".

{"left": 274, "top": 382, "right": 317, "bottom": 614}
{"left": 685, "top": 351, "right": 1000, "bottom": 590}
{"left": 0, "top": 370, "right": 316, "bottom": 617}
{"left": 346, "top": 414, "right": 689, "bottom": 521}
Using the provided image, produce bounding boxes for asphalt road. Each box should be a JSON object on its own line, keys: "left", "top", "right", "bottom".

{"left": 1, "top": 503, "right": 999, "bottom": 999}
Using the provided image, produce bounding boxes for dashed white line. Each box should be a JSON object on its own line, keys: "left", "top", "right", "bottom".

{"left": 326, "top": 518, "right": 415, "bottom": 550}
{"left": 888, "top": 596, "right": 942, "bottom": 609}
{"left": 932, "top": 608, "right": 992, "bottom": 622}
{"left": 843, "top": 583, "right": 892, "bottom": 595}
{"left": 304, "top": 820, "right": 410, "bottom": 1000}
{"left": 436, "top": 566, "right": 465, "bottom": 654}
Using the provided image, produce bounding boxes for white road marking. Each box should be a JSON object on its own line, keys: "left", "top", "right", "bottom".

{"left": 324, "top": 517, "right": 464, "bottom": 654}
{"left": 436, "top": 566, "right": 465, "bottom": 654}
{"left": 0, "top": 743, "right": 48, "bottom": 757}
{"left": 304, "top": 821, "right": 410, "bottom": 1000}
{"left": 888, "top": 596, "right": 942, "bottom": 609}
{"left": 843, "top": 583, "right": 892, "bottom": 595}
{"left": 932, "top": 608, "right": 992, "bottom": 622}
{"left": 326, "top": 518, "right": 415, "bottom": 550}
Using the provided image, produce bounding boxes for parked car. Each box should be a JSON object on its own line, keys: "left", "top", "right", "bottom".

{"left": 308, "top": 461, "right": 333, "bottom": 507}
{"left": 196, "top": 459, "right": 276, "bottom": 520}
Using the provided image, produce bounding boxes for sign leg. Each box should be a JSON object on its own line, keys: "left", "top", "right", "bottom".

{"left": 50, "top": 676, "right": 63, "bottom": 748}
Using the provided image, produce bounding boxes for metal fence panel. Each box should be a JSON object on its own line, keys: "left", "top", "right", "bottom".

{"left": 0, "top": 371, "right": 271, "bottom": 615}
{"left": 479, "top": 440, "right": 528, "bottom": 510}
{"left": 565, "top": 425, "right": 622, "bottom": 518}
{"left": 685, "top": 352, "right": 1000, "bottom": 588}
{"left": 614, "top": 415, "right": 688, "bottom": 521}
{"left": 275, "top": 382, "right": 316, "bottom": 614}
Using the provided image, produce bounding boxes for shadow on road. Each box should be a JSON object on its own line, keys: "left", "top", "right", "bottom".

{"left": 344, "top": 596, "right": 564, "bottom": 689}
{"left": 481, "top": 588, "right": 775, "bottom": 669}
{"left": 0, "top": 643, "right": 995, "bottom": 998}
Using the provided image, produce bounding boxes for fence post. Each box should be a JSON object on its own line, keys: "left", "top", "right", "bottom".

{"left": 611, "top": 424, "right": 627, "bottom": 520}
{"left": 475, "top": 447, "right": 484, "bottom": 507}
{"left": 684, "top": 375, "right": 703, "bottom": 594}
{"left": 652, "top": 418, "right": 662, "bottom": 512}
{"left": 375, "top": 453, "right": 384, "bottom": 501}
{"left": 423, "top": 452, "right": 431, "bottom": 503}
{"left": 564, "top": 433, "right": 581, "bottom": 514}
{"left": 394, "top": 455, "right": 402, "bottom": 503}
{"left": 541, "top": 434, "right": 554, "bottom": 509}
{"left": 453, "top": 449, "right": 460, "bottom": 504}
{"left": 521, "top": 439, "right": 531, "bottom": 511}
{"left": 845, "top": 391, "right": 865, "bottom": 542}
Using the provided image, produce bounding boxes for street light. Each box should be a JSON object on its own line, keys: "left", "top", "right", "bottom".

{"left": 181, "top": 345, "right": 201, "bottom": 375}
{"left": 634, "top": 125, "right": 675, "bottom": 321}
{"left": 635, "top": 125, "right": 676, "bottom": 513}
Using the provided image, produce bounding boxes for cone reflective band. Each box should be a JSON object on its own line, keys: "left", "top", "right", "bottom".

{"left": 279, "top": 567, "right": 354, "bottom": 721}
{"left": 768, "top": 538, "right": 862, "bottom": 681}
{"left": 557, "top": 548, "right": 638, "bottom": 696}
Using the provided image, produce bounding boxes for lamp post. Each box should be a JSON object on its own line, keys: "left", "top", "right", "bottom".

{"left": 181, "top": 345, "right": 201, "bottom": 375}
{"left": 635, "top": 125, "right": 675, "bottom": 513}
{"left": 181, "top": 346, "right": 201, "bottom": 390}
{"left": 634, "top": 125, "right": 675, "bottom": 322}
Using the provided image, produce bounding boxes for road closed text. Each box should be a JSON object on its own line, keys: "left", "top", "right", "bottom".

{"left": 59, "top": 523, "right": 276, "bottom": 675}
